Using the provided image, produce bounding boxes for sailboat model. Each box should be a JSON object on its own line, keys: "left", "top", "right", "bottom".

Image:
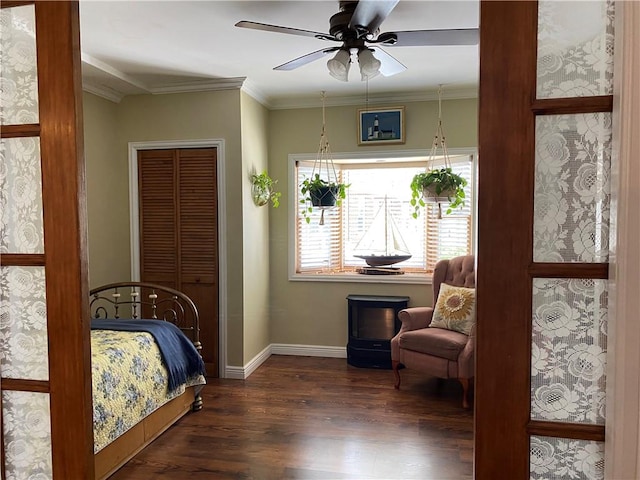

{"left": 354, "top": 198, "right": 412, "bottom": 268}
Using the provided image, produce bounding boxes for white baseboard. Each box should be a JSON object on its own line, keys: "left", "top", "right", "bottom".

{"left": 223, "top": 343, "right": 347, "bottom": 379}
{"left": 244, "top": 344, "right": 272, "bottom": 378}
{"left": 223, "top": 365, "right": 245, "bottom": 380}
{"left": 271, "top": 343, "right": 347, "bottom": 358}
{"left": 223, "top": 344, "right": 271, "bottom": 379}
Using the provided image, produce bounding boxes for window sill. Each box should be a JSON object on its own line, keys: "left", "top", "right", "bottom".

{"left": 289, "top": 272, "right": 432, "bottom": 284}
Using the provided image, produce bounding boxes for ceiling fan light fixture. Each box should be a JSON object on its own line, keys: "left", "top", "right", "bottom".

{"left": 327, "top": 49, "right": 351, "bottom": 82}
{"left": 237, "top": 3, "right": 480, "bottom": 82}
{"left": 358, "top": 48, "right": 381, "bottom": 81}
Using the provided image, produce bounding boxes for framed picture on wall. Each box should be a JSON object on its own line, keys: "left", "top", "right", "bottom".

{"left": 358, "top": 106, "right": 405, "bottom": 145}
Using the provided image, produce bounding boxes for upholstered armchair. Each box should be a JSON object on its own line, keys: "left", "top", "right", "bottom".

{"left": 391, "top": 255, "right": 476, "bottom": 408}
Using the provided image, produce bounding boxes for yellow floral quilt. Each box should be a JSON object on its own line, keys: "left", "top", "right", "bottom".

{"left": 91, "top": 329, "right": 205, "bottom": 453}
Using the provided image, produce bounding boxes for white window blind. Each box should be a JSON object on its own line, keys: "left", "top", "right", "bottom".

{"left": 296, "top": 163, "right": 344, "bottom": 272}
{"left": 425, "top": 160, "right": 473, "bottom": 271}
{"left": 295, "top": 155, "right": 474, "bottom": 275}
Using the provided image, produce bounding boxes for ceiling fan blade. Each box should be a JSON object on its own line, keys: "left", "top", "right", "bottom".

{"left": 274, "top": 47, "right": 341, "bottom": 71}
{"left": 349, "top": 0, "right": 399, "bottom": 34}
{"left": 235, "top": 21, "right": 336, "bottom": 41}
{"left": 369, "top": 47, "right": 406, "bottom": 77}
{"left": 386, "top": 28, "right": 479, "bottom": 47}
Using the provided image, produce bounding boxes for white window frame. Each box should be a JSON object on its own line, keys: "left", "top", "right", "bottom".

{"left": 288, "top": 148, "right": 477, "bottom": 284}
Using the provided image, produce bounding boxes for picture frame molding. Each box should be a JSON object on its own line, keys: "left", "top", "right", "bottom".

{"left": 357, "top": 106, "right": 405, "bottom": 146}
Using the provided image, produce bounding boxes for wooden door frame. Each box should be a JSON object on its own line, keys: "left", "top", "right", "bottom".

{"left": 605, "top": 1, "right": 640, "bottom": 478}
{"left": 476, "top": 0, "right": 637, "bottom": 478}
{"left": 1, "top": 1, "right": 94, "bottom": 477}
{"left": 127, "top": 139, "right": 227, "bottom": 379}
{"left": 475, "top": 3, "right": 538, "bottom": 477}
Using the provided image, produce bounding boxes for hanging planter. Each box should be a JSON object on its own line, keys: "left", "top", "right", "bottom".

{"left": 301, "top": 174, "right": 348, "bottom": 209}
{"left": 300, "top": 92, "right": 349, "bottom": 224}
{"left": 410, "top": 86, "right": 467, "bottom": 219}
{"left": 423, "top": 185, "right": 458, "bottom": 203}
{"left": 411, "top": 168, "right": 467, "bottom": 218}
{"left": 310, "top": 185, "right": 339, "bottom": 207}
{"left": 252, "top": 184, "right": 271, "bottom": 206}
{"left": 422, "top": 182, "right": 458, "bottom": 203}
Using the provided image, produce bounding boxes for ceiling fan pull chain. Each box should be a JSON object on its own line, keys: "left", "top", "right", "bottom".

{"left": 365, "top": 76, "right": 369, "bottom": 112}
{"left": 322, "top": 90, "right": 326, "bottom": 127}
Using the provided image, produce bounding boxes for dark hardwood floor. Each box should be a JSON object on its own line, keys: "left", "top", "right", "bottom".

{"left": 111, "top": 355, "right": 473, "bottom": 480}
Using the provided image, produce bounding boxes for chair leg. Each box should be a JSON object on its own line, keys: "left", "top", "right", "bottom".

{"left": 459, "top": 377, "right": 470, "bottom": 409}
{"left": 392, "top": 360, "right": 401, "bottom": 389}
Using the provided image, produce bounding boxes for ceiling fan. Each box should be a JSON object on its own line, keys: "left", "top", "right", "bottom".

{"left": 235, "top": 0, "right": 479, "bottom": 82}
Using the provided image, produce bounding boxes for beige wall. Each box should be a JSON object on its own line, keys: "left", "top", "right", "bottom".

{"left": 83, "top": 92, "right": 131, "bottom": 287}
{"left": 240, "top": 91, "right": 271, "bottom": 363}
{"left": 83, "top": 90, "right": 477, "bottom": 368}
{"left": 267, "top": 98, "right": 478, "bottom": 347}
{"left": 84, "top": 89, "right": 246, "bottom": 366}
{"left": 117, "top": 90, "right": 245, "bottom": 366}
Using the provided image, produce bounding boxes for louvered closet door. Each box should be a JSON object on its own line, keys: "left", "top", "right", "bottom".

{"left": 138, "top": 148, "right": 218, "bottom": 376}
{"left": 177, "top": 149, "right": 219, "bottom": 375}
{"left": 138, "top": 150, "right": 178, "bottom": 289}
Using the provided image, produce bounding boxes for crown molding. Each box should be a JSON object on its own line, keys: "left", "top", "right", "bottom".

{"left": 148, "top": 77, "right": 247, "bottom": 95}
{"left": 82, "top": 80, "right": 125, "bottom": 103}
{"left": 82, "top": 52, "right": 149, "bottom": 103}
{"left": 79, "top": 51, "right": 478, "bottom": 108}
{"left": 240, "top": 79, "right": 271, "bottom": 107}
{"left": 82, "top": 78, "right": 479, "bottom": 108}
{"left": 266, "top": 86, "right": 479, "bottom": 110}
{"left": 81, "top": 71, "right": 248, "bottom": 104}
{"left": 81, "top": 52, "right": 249, "bottom": 102}
{"left": 81, "top": 53, "right": 150, "bottom": 92}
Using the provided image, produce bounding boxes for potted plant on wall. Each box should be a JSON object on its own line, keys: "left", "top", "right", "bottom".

{"left": 410, "top": 167, "right": 467, "bottom": 218}
{"left": 250, "top": 170, "right": 281, "bottom": 208}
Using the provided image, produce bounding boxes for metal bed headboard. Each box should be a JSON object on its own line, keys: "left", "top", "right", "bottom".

{"left": 89, "top": 282, "right": 202, "bottom": 355}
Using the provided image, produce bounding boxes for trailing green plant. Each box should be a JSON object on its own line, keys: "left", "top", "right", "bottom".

{"left": 410, "top": 167, "right": 467, "bottom": 218}
{"left": 250, "top": 171, "right": 281, "bottom": 208}
{"left": 299, "top": 174, "right": 349, "bottom": 224}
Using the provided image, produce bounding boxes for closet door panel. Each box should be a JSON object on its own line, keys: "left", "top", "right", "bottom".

{"left": 177, "top": 148, "right": 218, "bottom": 372}
{"left": 138, "top": 150, "right": 177, "bottom": 289}
{"left": 178, "top": 148, "right": 217, "bottom": 282}
{"left": 180, "top": 283, "right": 218, "bottom": 371}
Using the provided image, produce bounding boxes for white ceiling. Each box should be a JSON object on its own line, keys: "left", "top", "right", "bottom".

{"left": 79, "top": 0, "right": 480, "bottom": 108}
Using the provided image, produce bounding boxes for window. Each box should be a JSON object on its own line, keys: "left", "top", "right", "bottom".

{"left": 291, "top": 150, "right": 475, "bottom": 281}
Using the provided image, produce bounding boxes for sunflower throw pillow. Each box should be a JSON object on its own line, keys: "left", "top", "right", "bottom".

{"left": 430, "top": 283, "right": 476, "bottom": 335}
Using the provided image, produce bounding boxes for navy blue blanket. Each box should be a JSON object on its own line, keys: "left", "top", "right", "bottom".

{"left": 91, "top": 319, "right": 205, "bottom": 391}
